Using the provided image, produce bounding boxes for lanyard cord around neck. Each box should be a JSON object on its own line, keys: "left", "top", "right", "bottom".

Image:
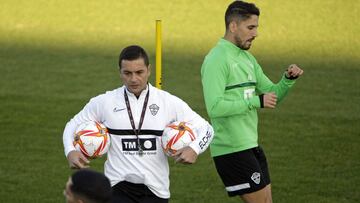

{"left": 124, "top": 87, "right": 150, "bottom": 154}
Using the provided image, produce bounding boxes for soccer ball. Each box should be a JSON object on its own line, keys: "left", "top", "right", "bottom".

{"left": 73, "top": 121, "right": 110, "bottom": 158}
{"left": 161, "top": 121, "right": 197, "bottom": 156}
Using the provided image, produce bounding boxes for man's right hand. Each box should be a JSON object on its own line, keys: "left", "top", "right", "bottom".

{"left": 263, "top": 92, "right": 277, "bottom": 108}
{"left": 67, "top": 150, "right": 90, "bottom": 169}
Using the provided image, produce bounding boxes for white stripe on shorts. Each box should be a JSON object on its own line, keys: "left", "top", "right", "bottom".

{"left": 225, "top": 183, "right": 250, "bottom": 192}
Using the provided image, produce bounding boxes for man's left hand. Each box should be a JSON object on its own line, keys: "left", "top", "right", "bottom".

{"left": 286, "top": 64, "right": 304, "bottom": 79}
{"left": 172, "top": 146, "right": 198, "bottom": 164}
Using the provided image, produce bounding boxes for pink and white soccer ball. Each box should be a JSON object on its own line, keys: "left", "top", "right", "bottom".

{"left": 161, "top": 121, "right": 197, "bottom": 156}
{"left": 73, "top": 121, "right": 110, "bottom": 158}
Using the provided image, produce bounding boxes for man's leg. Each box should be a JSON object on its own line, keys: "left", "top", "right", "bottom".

{"left": 240, "top": 184, "right": 272, "bottom": 203}
{"left": 213, "top": 147, "right": 272, "bottom": 202}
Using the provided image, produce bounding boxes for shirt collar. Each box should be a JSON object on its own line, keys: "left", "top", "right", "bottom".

{"left": 124, "top": 83, "right": 150, "bottom": 99}
{"left": 218, "top": 38, "right": 244, "bottom": 55}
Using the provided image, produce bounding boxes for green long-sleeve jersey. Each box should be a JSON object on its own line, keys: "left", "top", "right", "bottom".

{"left": 201, "top": 38, "right": 296, "bottom": 157}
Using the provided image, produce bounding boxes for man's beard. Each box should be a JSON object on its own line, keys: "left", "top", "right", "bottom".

{"left": 239, "top": 44, "right": 251, "bottom": 50}
{"left": 235, "top": 36, "right": 254, "bottom": 50}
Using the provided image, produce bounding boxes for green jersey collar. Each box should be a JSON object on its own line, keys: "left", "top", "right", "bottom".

{"left": 218, "top": 38, "right": 244, "bottom": 55}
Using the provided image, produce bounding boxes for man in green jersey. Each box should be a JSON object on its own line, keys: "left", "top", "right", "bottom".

{"left": 201, "top": 1, "right": 303, "bottom": 203}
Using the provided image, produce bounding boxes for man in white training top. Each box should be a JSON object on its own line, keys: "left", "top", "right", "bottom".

{"left": 63, "top": 45, "right": 214, "bottom": 203}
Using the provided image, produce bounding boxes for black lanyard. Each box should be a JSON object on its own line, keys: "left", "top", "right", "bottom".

{"left": 124, "top": 87, "right": 150, "bottom": 154}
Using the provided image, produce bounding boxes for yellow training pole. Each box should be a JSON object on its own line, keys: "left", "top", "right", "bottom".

{"left": 155, "top": 20, "right": 162, "bottom": 89}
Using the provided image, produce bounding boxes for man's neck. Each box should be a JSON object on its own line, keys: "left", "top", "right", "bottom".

{"left": 126, "top": 84, "right": 149, "bottom": 99}
{"left": 223, "top": 33, "right": 236, "bottom": 46}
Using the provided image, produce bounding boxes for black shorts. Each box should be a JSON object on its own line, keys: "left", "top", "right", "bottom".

{"left": 213, "top": 146, "right": 271, "bottom": 196}
{"left": 112, "top": 181, "right": 168, "bottom": 203}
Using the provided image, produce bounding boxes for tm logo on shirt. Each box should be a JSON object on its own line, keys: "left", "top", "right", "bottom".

{"left": 122, "top": 138, "right": 157, "bottom": 151}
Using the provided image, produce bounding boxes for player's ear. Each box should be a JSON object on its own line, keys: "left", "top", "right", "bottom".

{"left": 147, "top": 64, "right": 151, "bottom": 74}
{"left": 118, "top": 64, "right": 122, "bottom": 74}
{"left": 229, "top": 21, "right": 237, "bottom": 33}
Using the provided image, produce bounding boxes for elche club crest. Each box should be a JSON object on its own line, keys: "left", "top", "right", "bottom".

{"left": 149, "top": 104, "right": 159, "bottom": 116}
{"left": 251, "top": 172, "right": 261, "bottom": 184}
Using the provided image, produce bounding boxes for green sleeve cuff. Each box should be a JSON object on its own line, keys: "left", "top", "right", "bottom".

{"left": 282, "top": 74, "right": 297, "bottom": 86}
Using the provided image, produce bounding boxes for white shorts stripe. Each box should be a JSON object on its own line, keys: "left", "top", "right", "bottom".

{"left": 225, "top": 183, "right": 250, "bottom": 192}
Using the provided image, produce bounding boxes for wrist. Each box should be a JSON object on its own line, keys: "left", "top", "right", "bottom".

{"left": 259, "top": 94, "right": 264, "bottom": 108}
{"left": 284, "top": 72, "right": 298, "bottom": 80}
{"left": 189, "top": 142, "right": 200, "bottom": 155}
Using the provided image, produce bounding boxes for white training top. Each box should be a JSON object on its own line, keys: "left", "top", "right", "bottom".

{"left": 63, "top": 84, "right": 214, "bottom": 199}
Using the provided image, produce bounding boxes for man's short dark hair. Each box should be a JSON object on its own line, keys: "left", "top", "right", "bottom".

{"left": 71, "top": 169, "right": 112, "bottom": 203}
{"left": 225, "top": 1, "right": 260, "bottom": 29}
{"left": 118, "top": 45, "right": 149, "bottom": 69}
